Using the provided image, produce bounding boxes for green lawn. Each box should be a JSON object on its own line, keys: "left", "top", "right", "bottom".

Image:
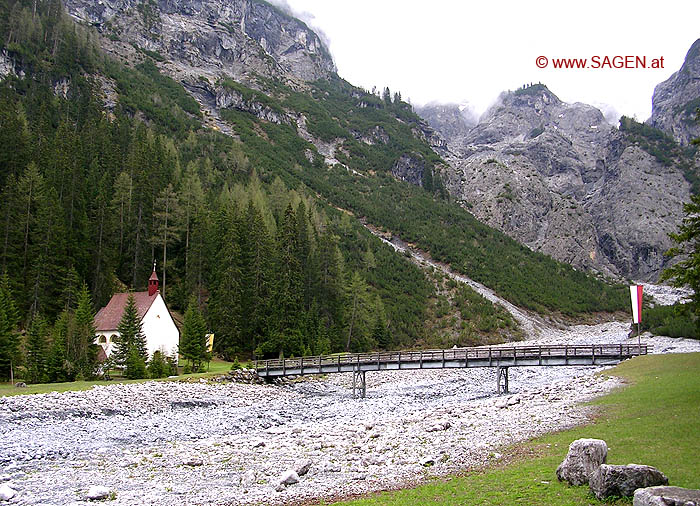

{"left": 338, "top": 353, "right": 700, "bottom": 506}
{"left": 0, "top": 358, "right": 235, "bottom": 397}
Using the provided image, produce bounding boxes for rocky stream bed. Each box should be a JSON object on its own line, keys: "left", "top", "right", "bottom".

{"left": 1, "top": 320, "right": 699, "bottom": 505}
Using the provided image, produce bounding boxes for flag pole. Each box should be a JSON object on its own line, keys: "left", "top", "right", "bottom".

{"left": 638, "top": 321, "right": 640, "bottom": 349}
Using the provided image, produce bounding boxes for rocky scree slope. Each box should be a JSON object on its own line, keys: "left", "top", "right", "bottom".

{"left": 650, "top": 38, "right": 700, "bottom": 146}
{"left": 427, "top": 82, "right": 695, "bottom": 282}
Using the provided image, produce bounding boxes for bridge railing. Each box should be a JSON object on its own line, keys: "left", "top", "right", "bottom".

{"left": 254, "top": 343, "right": 651, "bottom": 374}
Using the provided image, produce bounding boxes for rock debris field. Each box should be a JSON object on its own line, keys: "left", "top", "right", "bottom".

{"left": 1, "top": 322, "right": 699, "bottom": 506}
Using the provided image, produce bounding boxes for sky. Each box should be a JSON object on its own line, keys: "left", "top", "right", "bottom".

{"left": 276, "top": 0, "right": 700, "bottom": 124}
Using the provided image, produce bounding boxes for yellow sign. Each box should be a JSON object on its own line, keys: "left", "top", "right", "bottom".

{"left": 205, "top": 334, "right": 214, "bottom": 353}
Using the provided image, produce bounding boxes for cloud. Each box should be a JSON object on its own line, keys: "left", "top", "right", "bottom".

{"left": 592, "top": 102, "right": 622, "bottom": 126}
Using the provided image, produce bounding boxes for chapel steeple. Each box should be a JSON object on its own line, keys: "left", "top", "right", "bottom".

{"left": 148, "top": 262, "right": 159, "bottom": 296}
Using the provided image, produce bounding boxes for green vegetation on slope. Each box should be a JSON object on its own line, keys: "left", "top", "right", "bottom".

{"left": 0, "top": 0, "right": 449, "bottom": 382}
{"left": 0, "top": 0, "right": 632, "bottom": 386}
{"left": 619, "top": 116, "right": 698, "bottom": 194}
{"left": 642, "top": 303, "right": 698, "bottom": 339}
{"left": 217, "top": 81, "right": 628, "bottom": 316}
{"left": 340, "top": 353, "right": 700, "bottom": 506}
{"left": 421, "top": 269, "right": 521, "bottom": 348}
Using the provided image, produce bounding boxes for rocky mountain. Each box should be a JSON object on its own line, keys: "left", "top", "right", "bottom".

{"left": 63, "top": 0, "right": 335, "bottom": 132}
{"left": 414, "top": 103, "right": 477, "bottom": 146}
{"left": 65, "top": 0, "right": 335, "bottom": 82}
{"left": 430, "top": 81, "right": 696, "bottom": 282}
{"left": 61, "top": 0, "right": 694, "bottom": 285}
{"left": 650, "top": 38, "right": 700, "bottom": 145}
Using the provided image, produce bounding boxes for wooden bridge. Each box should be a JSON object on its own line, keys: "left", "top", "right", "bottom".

{"left": 254, "top": 343, "right": 651, "bottom": 397}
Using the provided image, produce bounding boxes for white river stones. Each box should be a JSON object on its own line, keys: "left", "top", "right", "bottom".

{"left": 1, "top": 323, "right": 698, "bottom": 505}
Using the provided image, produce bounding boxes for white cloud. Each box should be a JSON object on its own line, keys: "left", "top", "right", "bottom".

{"left": 281, "top": 0, "right": 699, "bottom": 121}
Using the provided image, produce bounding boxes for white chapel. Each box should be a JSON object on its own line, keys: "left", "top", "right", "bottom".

{"left": 94, "top": 266, "right": 179, "bottom": 359}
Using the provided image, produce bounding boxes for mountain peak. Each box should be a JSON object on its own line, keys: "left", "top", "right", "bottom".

{"left": 649, "top": 38, "right": 700, "bottom": 145}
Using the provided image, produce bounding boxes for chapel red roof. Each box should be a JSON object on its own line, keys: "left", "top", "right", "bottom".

{"left": 94, "top": 291, "right": 158, "bottom": 331}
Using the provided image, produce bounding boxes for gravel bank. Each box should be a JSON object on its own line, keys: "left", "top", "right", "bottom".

{"left": 2, "top": 321, "right": 697, "bottom": 506}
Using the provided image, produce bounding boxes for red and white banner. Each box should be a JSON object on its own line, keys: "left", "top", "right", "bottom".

{"left": 630, "top": 285, "right": 643, "bottom": 324}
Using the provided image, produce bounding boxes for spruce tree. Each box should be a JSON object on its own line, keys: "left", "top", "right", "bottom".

{"left": 113, "top": 294, "right": 147, "bottom": 367}
{"left": 181, "top": 296, "right": 207, "bottom": 371}
{"left": 0, "top": 275, "right": 20, "bottom": 381}
{"left": 124, "top": 346, "right": 147, "bottom": 379}
{"left": 345, "top": 272, "right": 372, "bottom": 352}
{"left": 661, "top": 193, "right": 700, "bottom": 332}
{"left": 26, "top": 315, "right": 49, "bottom": 384}
{"left": 147, "top": 350, "right": 169, "bottom": 378}
{"left": 73, "top": 283, "right": 97, "bottom": 378}
{"left": 46, "top": 311, "right": 71, "bottom": 383}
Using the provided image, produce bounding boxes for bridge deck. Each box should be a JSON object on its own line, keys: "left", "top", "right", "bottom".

{"left": 254, "top": 343, "right": 650, "bottom": 378}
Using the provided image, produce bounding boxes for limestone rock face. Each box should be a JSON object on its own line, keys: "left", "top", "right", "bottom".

{"left": 429, "top": 82, "right": 694, "bottom": 281}
{"left": 633, "top": 485, "right": 700, "bottom": 506}
{"left": 392, "top": 153, "right": 426, "bottom": 187}
{"left": 589, "top": 464, "right": 668, "bottom": 500}
{"left": 62, "top": 0, "right": 335, "bottom": 85}
{"left": 556, "top": 438, "right": 608, "bottom": 486}
{"left": 650, "top": 38, "right": 700, "bottom": 146}
{"left": 415, "top": 103, "right": 477, "bottom": 147}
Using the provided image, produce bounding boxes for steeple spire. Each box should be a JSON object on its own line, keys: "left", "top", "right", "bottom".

{"left": 148, "top": 261, "right": 159, "bottom": 296}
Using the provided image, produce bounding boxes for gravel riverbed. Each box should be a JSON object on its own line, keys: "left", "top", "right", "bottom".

{"left": 2, "top": 321, "right": 698, "bottom": 506}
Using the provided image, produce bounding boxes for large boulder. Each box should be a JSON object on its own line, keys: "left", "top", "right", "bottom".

{"left": 633, "top": 486, "right": 700, "bottom": 506}
{"left": 278, "top": 469, "right": 299, "bottom": 486}
{"left": 589, "top": 464, "right": 668, "bottom": 500}
{"left": 556, "top": 438, "right": 608, "bottom": 486}
{"left": 86, "top": 485, "right": 111, "bottom": 501}
{"left": 295, "top": 460, "right": 313, "bottom": 477}
{"left": 0, "top": 483, "right": 17, "bottom": 501}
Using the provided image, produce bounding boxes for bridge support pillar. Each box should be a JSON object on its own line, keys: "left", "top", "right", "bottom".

{"left": 497, "top": 366, "right": 509, "bottom": 395}
{"left": 353, "top": 370, "right": 366, "bottom": 398}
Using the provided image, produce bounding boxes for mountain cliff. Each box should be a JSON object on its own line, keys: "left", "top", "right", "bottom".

{"left": 650, "top": 38, "right": 700, "bottom": 146}
{"left": 414, "top": 103, "right": 476, "bottom": 147}
{"left": 64, "top": 0, "right": 335, "bottom": 83}
{"left": 429, "top": 76, "right": 697, "bottom": 282}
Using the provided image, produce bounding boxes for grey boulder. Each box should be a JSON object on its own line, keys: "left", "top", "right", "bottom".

{"left": 556, "top": 438, "right": 608, "bottom": 486}
{"left": 633, "top": 486, "right": 700, "bottom": 506}
{"left": 589, "top": 464, "right": 668, "bottom": 500}
{"left": 278, "top": 469, "right": 300, "bottom": 486}
{"left": 0, "top": 483, "right": 17, "bottom": 501}
{"left": 86, "top": 485, "right": 111, "bottom": 500}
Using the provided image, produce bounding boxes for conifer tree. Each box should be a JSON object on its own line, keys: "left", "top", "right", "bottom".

{"left": 0, "top": 275, "right": 20, "bottom": 381}
{"left": 180, "top": 296, "right": 208, "bottom": 371}
{"left": 47, "top": 311, "right": 70, "bottom": 383}
{"left": 26, "top": 315, "right": 49, "bottom": 384}
{"left": 147, "top": 350, "right": 170, "bottom": 378}
{"left": 113, "top": 294, "right": 147, "bottom": 367}
{"left": 152, "top": 182, "right": 182, "bottom": 299}
{"left": 661, "top": 193, "right": 700, "bottom": 332}
{"left": 345, "top": 271, "right": 372, "bottom": 352}
{"left": 372, "top": 296, "right": 391, "bottom": 350}
{"left": 207, "top": 201, "right": 242, "bottom": 359}
{"left": 73, "top": 283, "right": 97, "bottom": 378}
{"left": 124, "top": 346, "right": 147, "bottom": 379}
